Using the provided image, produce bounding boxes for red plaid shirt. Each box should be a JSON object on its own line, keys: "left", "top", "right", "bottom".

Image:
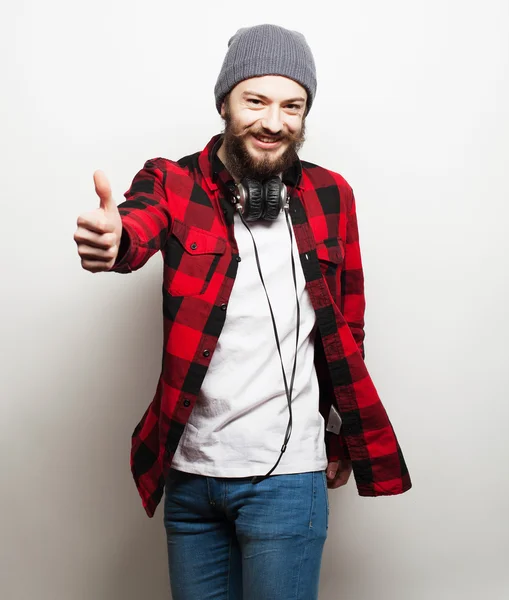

{"left": 113, "top": 134, "right": 412, "bottom": 517}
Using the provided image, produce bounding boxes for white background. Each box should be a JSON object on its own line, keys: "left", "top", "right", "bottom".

{"left": 1, "top": 1, "right": 508, "bottom": 599}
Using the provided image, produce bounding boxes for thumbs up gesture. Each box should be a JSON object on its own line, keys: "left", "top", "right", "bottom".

{"left": 74, "top": 171, "right": 123, "bottom": 272}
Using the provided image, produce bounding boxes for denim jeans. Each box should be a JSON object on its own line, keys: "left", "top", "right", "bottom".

{"left": 163, "top": 469, "right": 329, "bottom": 600}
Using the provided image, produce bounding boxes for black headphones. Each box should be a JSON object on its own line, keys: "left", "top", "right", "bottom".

{"left": 222, "top": 174, "right": 300, "bottom": 485}
{"left": 228, "top": 176, "right": 289, "bottom": 221}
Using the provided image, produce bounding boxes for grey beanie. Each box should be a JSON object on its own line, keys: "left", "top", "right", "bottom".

{"left": 214, "top": 24, "right": 317, "bottom": 114}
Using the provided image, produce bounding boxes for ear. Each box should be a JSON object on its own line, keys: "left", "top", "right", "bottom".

{"left": 220, "top": 92, "right": 231, "bottom": 119}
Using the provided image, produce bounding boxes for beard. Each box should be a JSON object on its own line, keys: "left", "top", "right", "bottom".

{"left": 221, "top": 101, "right": 306, "bottom": 181}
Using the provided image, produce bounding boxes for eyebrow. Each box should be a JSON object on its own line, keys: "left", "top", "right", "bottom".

{"left": 242, "top": 91, "right": 306, "bottom": 104}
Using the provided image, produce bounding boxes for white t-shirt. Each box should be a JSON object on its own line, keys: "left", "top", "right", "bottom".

{"left": 171, "top": 208, "right": 328, "bottom": 477}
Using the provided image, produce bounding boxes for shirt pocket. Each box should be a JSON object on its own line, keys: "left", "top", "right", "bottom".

{"left": 165, "top": 219, "right": 227, "bottom": 296}
{"left": 315, "top": 237, "right": 344, "bottom": 277}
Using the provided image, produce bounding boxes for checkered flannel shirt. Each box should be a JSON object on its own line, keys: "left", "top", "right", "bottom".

{"left": 112, "top": 134, "right": 412, "bottom": 517}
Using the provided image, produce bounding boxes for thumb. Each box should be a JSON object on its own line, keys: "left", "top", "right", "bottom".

{"left": 327, "top": 461, "right": 340, "bottom": 480}
{"left": 93, "top": 170, "right": 117, "bottom": 213}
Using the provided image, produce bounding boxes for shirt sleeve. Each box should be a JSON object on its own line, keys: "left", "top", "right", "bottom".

{"left": 340, "top": 188, "right": 366, "bottom": 359}
{"left": 111, "top": 159, "right": 171, "bottom": 273}
{"left": 326, "top": 430, "right": 351, "bottom": 462}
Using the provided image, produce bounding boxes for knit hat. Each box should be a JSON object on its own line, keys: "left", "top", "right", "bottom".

{"left": 214, "top": 24, "right": 317, "bottom": 114}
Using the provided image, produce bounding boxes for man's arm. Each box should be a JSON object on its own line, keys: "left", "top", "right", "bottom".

{"left": 326, "top": 185, "right": 366, "bottom": 485}
{"left": 111, "top": 159, "right": 171, "bottom": 273}
{"left": 75, "top": 160, "right": 171, "bottom": 274}
{"left": 340, "top": 187, "right": 366, "bottom": 359}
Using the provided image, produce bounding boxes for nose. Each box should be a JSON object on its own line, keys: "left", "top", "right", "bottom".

{"left": 260, "top": 106, "right": 283, "bottom": 134}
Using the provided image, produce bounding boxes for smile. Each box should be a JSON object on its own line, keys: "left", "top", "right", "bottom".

{"left": 251, "top": 135, "right": 283, "bottom": 150}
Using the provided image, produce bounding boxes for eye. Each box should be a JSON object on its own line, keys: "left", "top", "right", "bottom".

{"left": 286, "top": 104, "right": 301, "bottom": 112}
{"left": 247, "top": 98, "right": 263, "bottom": 105}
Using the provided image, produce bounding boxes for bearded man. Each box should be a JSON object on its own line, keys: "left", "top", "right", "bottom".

{"left": 74, "top": 23, "right": 411, "bottom": 600}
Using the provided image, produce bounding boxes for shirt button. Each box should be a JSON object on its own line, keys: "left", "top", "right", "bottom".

{"left": 235, "top": 255, "right": 241, "bottom": 262}
{"left": 203, "top": 349, "right": 210, "bottom": 357}
{"left": 220, "top": 303, "right": 227, "bottom": 311}
{"left": 183, "top": 399, "right": 190, "bottom": 407}
{"left": 190, "top": 242, "right": 198, "bottom": 250}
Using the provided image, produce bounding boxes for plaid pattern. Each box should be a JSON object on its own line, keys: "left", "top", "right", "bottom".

{"left": 113, "top": 134, "right": 412, "bottom": 517}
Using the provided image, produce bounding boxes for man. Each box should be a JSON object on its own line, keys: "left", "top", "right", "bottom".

{"left": 74, "top": 23, "right": 411, "bottom": 600}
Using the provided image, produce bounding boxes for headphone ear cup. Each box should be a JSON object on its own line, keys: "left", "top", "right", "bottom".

{"left": 242, "top": 177, "right": 264, "bottom": 221}
{"left": 263, "top": 177, "right": 284, "bottom": 221}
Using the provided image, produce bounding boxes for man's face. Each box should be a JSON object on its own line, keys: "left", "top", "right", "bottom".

{"left": 220, "top": 75, "right": 307, "bottom": 181}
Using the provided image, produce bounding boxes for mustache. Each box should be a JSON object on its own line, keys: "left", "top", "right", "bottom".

{"left": 230, "top": 125, "right": 301, "bottom": 144}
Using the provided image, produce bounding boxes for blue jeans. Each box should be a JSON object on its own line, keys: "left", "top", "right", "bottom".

{"left": 163, "top": 469, "right": 329, "bottom": 600}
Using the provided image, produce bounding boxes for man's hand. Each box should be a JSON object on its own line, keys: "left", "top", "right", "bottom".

{"left": 74, "top": 170, "right": 123, "bottom": 273}
{"left": 326, "top": 459, "right": 353, "bottom": 489}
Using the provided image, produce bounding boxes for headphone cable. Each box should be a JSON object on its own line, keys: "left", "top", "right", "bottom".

{"left": 237, "top": 203, "right": 301, "bottom": 485}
